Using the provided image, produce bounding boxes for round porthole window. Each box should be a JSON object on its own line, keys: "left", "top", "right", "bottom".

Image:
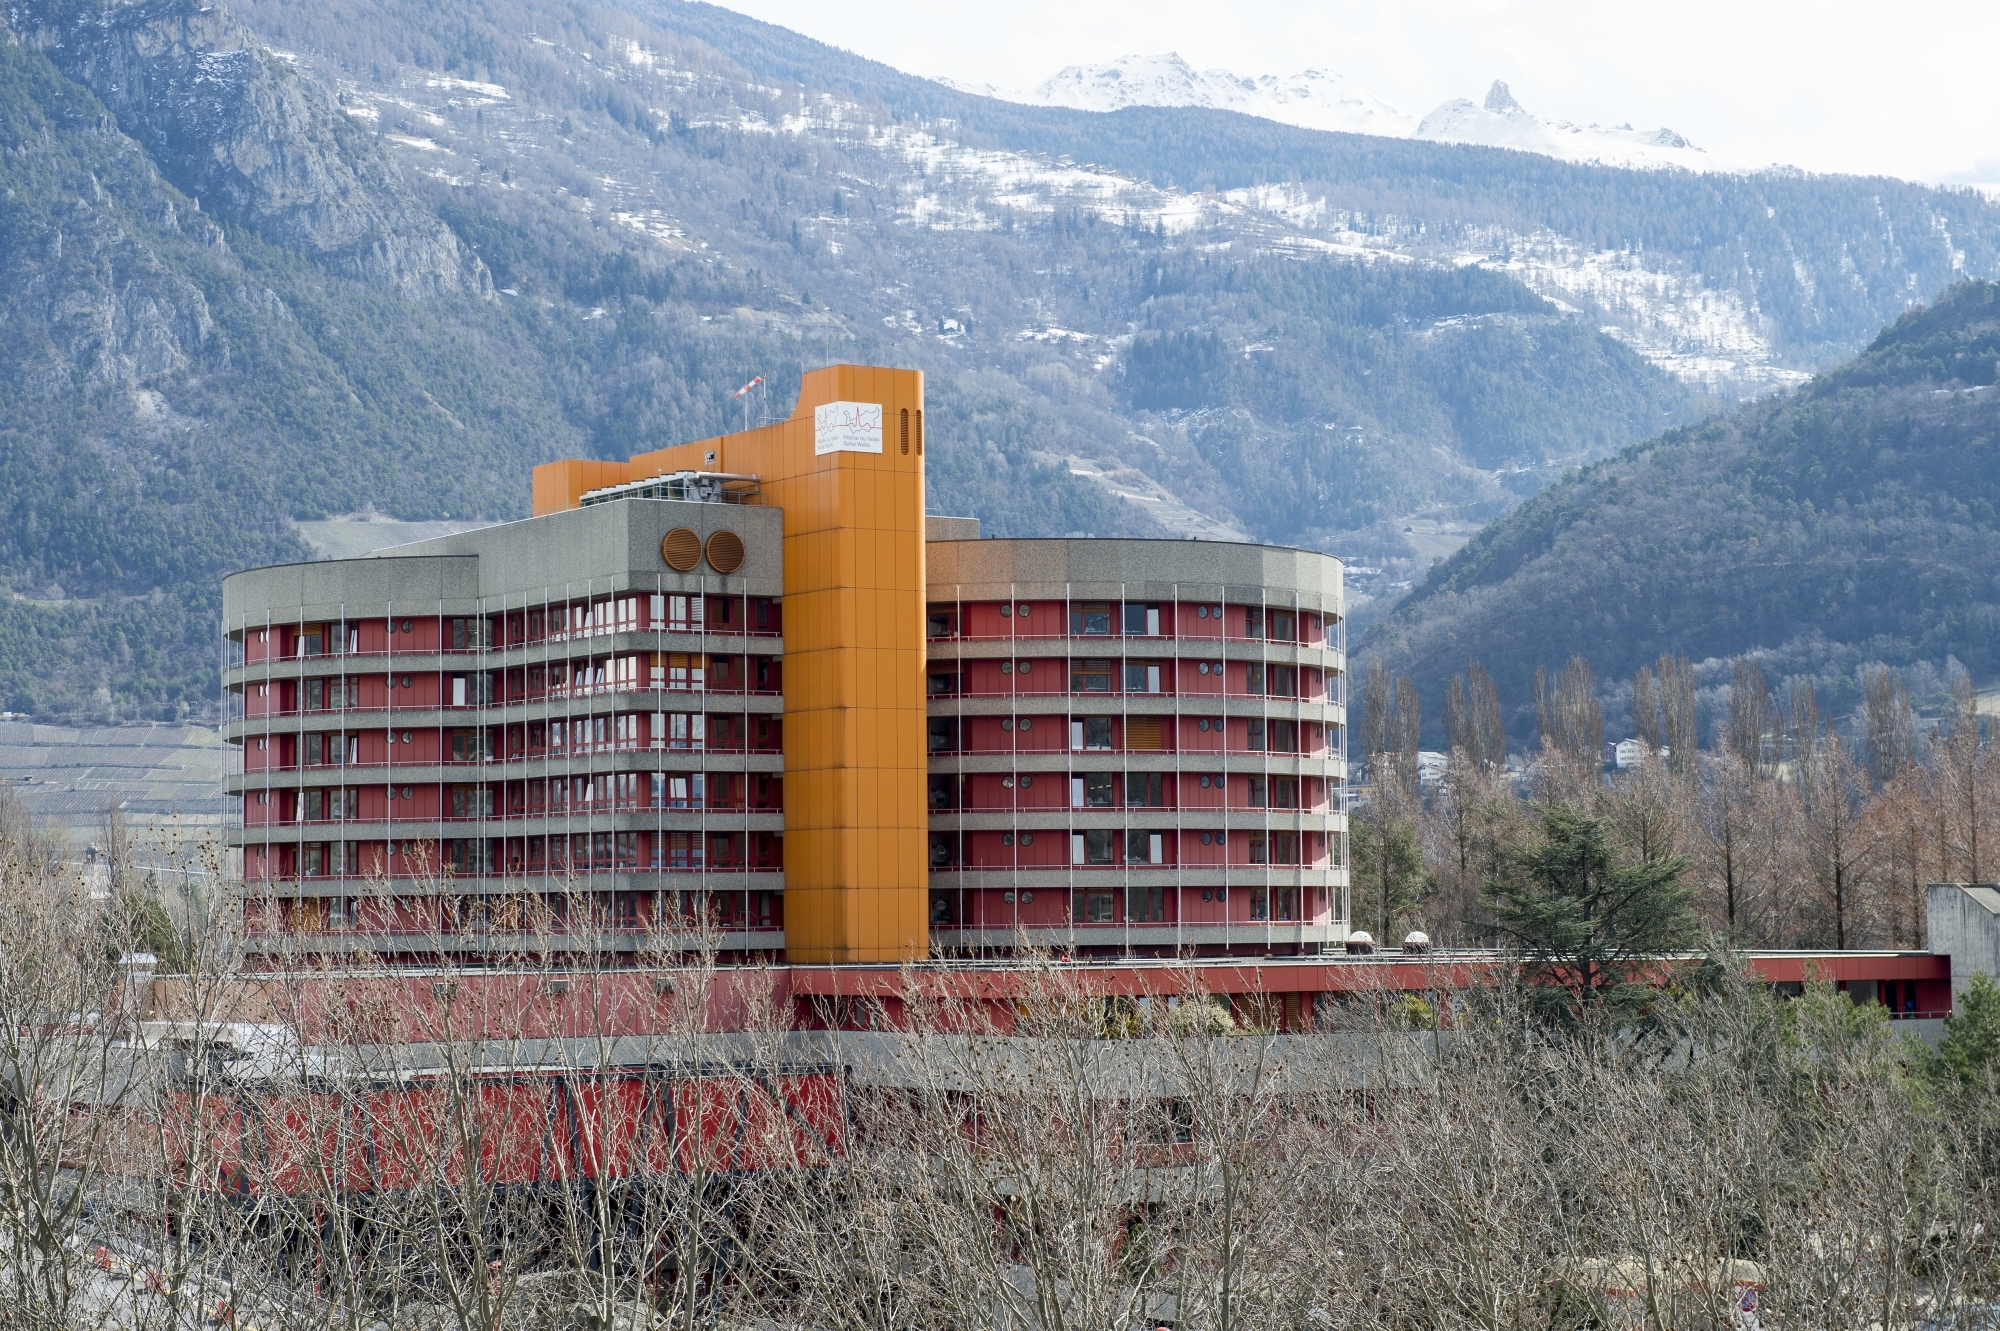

{"left": 1202, "top": 889, "right": 1213, "bottom": 902}
{"left": 400, "top": 619, "right": 413, "bottom": 633}
{"left": 1200, "top": 775, "right": 1211, "bottom": 788}
{"left": 401, "top": 786, "right": 413, "bottom": 800}
{"left": 1197, "top": 605, "right": 1208, "bottom": 619}
{"left": 705, "top": 529, "right": 745, "bottom": 574}
{"left": 1002, "top": 776, "right": 1015, "bottom": 789}
{"left": 1001, "top": 834, "right": 1014, "bottom": 846}
{"left": 661, "top": 527, "right": 701, "bottom": 571}
{"left": 1201, "top": 832, "right": 1213, "bottom": 845}
{"left": 1000, "top": 604, "right": 1012, "bottom": 618}
{"left": 400, "top": 731, "right": 413, "bottom": 744}
{"left": 1018, "top": 661, "right": 1031, "bottom": 674}
{"left": 1018, "top": 604, "right": 1031, "bottom": 616}
{"left": 400, "top": 674, "right": 412, "bottom": 688}
{"left": 1022, "top": 891, "right": 1034, "bottom": 903}
{"left": 1001, "top": 718, "right": 1013, "bottom": 732}
{"left": 1217, "top": 888, "right": 1227, "bottom": 901}
{"left": 1020, "top": 775, "right": 1033, "bottom": 788}
{"left": 1019, "top": 717, "right": 1032, "bottom": 731}
{"left": 1020, "top": 832, "right": 1034, "bottom": 845}
{"left": 1198, "top": 718, "right": 1209, "bottom": 731}
{"left": 1003, "top": 890, "right": 1016, "bottom": 903}
{"left": 1199, "top": 662, "right": 1210, "bottom": 675}
{"left": 1001, "top": 661, "right": 1012, "bottom": 674}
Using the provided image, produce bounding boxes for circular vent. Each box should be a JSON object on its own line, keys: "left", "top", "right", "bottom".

{"left": 705, "top": 529, "right": 745, "bottom": 574}
{"left": 661, "top": 528, "right": 701, "bottom": 571}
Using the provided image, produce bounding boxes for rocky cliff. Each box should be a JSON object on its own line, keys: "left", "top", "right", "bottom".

{"left": 10, "top": 0, "right": 486, "bottom": 298}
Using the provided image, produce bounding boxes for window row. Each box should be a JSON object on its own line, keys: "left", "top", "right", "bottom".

{"left": 244, "top": 830, "right": 784, "bottom": 879}
{"left": 926, "top": 828, "right": 1333, "bottom": 870}
{"left": 239, "top": 597, "right": 785, "bottom": 663}
{"left": 926, "top": 882, "right": 1331, "bottom": 927}
{"left": 926, "top": 771, "right": 1330, "bottom": 812}
{"left": 244, "top": 771, "right": 784, "bottom": 824}
{"left": 927, "top": 601, "right": 1323, "bottom": 644}
{"left": 247, "top": 887, "right": 783, "bottom": 936}
{"left": 924, "top": 714, "right": 1333, "bottom": 757}
{"left": 927, "top": 659, "right": 1324, "bottom": 700}
{"left": 243, "top": 712, "right": 781, "bottom": 770}
{"left": 242, "top": 653, "right": 781, "bottom": 717}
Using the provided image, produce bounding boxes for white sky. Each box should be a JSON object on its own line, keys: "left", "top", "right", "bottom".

{"left": 718, "top": 0, "right": 2000, "bottom": 185}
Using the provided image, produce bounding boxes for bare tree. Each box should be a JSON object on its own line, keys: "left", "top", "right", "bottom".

{"left": 1632, "top": 663, "right": 1662, "bottom": 752}
{"left": 1657, "top": 653, "right": 1699, "bottom": 777}
{"left": 1727, "top": 657, "right": 1777, "bottom": 775}
{"left": 1861, "top": 664, "right": 1918, "bottom": 787}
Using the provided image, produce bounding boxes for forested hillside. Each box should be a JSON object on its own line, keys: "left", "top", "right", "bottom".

{"left": 3, "top": 0, "right": 1997, "bottom": 723}
{"left": 1364, "top": 280, "right": 2000, "bottom": 744}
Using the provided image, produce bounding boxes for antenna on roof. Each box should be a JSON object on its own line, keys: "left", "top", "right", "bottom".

{"left": 732, "top": 374, "right": 765, "bottom": 431}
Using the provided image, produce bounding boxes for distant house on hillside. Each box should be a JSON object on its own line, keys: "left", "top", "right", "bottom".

{"left": 1417, "top": 750, "right": 1449, "bottom": 789}
{"left": 1612, "top": 738, "right": 1668, "bottom": 768}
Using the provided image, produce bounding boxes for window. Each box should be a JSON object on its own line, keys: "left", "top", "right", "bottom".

{"left": 1126, "top": 831, "right": 1164, "bottom": 865}
{"left": 927, "top": 719, "right": 958, "bottom": 754}
{"left": 449, "top": 729, "right": 485, "bottom": 762}
{"left": 1073, "top": 829, "right": 1116, "bottom": 865}
{"left": 926, "top": 608, "right": 958, "bottom": 639}
{"left": 1071, "top": 659, "right": 1113, "bottom": 692}
{"left": 929, "top": 833, "right": 957, "bottom": 868}
{"left": 304, "top": 733, "right": 324, "bottom": 765}
{"left": 1126, "top": 772, "right": 1165, "bottom": 807}
{"left": 1270, "top": 667, "right": 1297, "bottom": 698}
{"left": 1071, "top": 772, "right": 1114, "bottom": 808}
{"left": 1070, "top": 717, "right": 1113, "bottom": 750}
{"left": 1270, "top": 720, "right": 1298, "bottom": 752}
{"left": 1271, "top": 777, "right": 1300, "bottom": 809}
{"left": 1131, "top": 886, "right": 1167, "bottom": 921}
{"left": 927, "top": 671, "right": 959, "bottom": 697}
{"left": 1084, "top": 891, "right": 1115, "bottom": 922}
{"left": 301, "top": 790, "right": 325, "bottom": 822}
{"left": 1271, "top": 833, "right": 1299, "bottom": 865}
{"left": 1245, "top": 719, "right": 1266, "bottom": 752}
{"left": 1126, "top": 717, "right": 1165, "bottom": 751}
{"left": 305, "top": 678, "right": 325, "bottom": 711}
{"left": 1122, "top": 662, "right": 1162, "bottom": 693}
{"left": 1244, "top": 608, "right": 1264, "bottom": 640}
{"left": 928, "top": 775, "right": 957, "bottom": 810}
{"left": 659, "top": 713, "right": 705, "bottom": 750}
{"left": 657, "top": 653, "right": 704, "bottom": 691}
{"left": 1245, "top": 663, "right": 1266, "bottom": 695}
{"left": 1122, "top": 602, "right": 1161, "bottom": 636}
{"left": 1246, "top": 777, "right": 1267, "bottom": 808}
{"left": 451, "top": 786, "right": 484, "bottom": 819}
{"left": 667, "top": 595, "right": 702, "bottom": 632}
{"left": 299, "top": 625, "right": 324, "bottom": 657}
{"left": 302, "top": 844, "right": 324, "bottom": 877}
{"left": 1270, "top": 612, "right": 1296, "bottom": 642}
{"left": 1070, "top": 602, "right": 1112, "bottom": 636}
{"left": 1248, "top": 833, "right": 1269, "bottom": 865}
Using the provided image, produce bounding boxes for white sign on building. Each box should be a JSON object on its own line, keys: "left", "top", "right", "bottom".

{"left": 813, "top": 401, "right": 884, "bottom": 455}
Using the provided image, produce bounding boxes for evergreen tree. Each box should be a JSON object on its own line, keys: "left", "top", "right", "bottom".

{"left": 1350, "top": 807, "right": 1425, "bottom": 943}
{"left": 1484, "top": 803, "right": 1697, "bottom": 1018}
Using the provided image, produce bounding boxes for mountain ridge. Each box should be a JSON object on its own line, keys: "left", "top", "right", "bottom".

{"left": 1363, "top": 279, "right": 2000, "bottom": 741}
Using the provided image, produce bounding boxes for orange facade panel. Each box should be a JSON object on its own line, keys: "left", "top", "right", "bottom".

{"left": 530, "top": 366, "right": 928, "bottom": 962}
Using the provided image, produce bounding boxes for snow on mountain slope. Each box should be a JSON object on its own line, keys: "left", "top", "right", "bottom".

{"left": 1012, "top": 53, "right": 1418, "bottom": 138}
{"left": 1001, "top": 55, "right": 1726, "bottom": 173}
{"left": 1415, "top": 81, "right": 1727, "bottom": 172}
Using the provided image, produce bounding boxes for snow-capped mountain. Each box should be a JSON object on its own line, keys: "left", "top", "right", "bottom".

{"left": 1011, "top": 53, "right": 1418, "bottom": 139}
{"left": 1414, "top": 81, "right": 1726, "bottom": 172}
{"left": 1000, "top": 55, "right": 1727, "bottom": 172}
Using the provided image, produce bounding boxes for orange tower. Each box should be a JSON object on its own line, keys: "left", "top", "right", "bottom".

{"left": 534, "top": 366, "right": 929, "bottom": 963}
